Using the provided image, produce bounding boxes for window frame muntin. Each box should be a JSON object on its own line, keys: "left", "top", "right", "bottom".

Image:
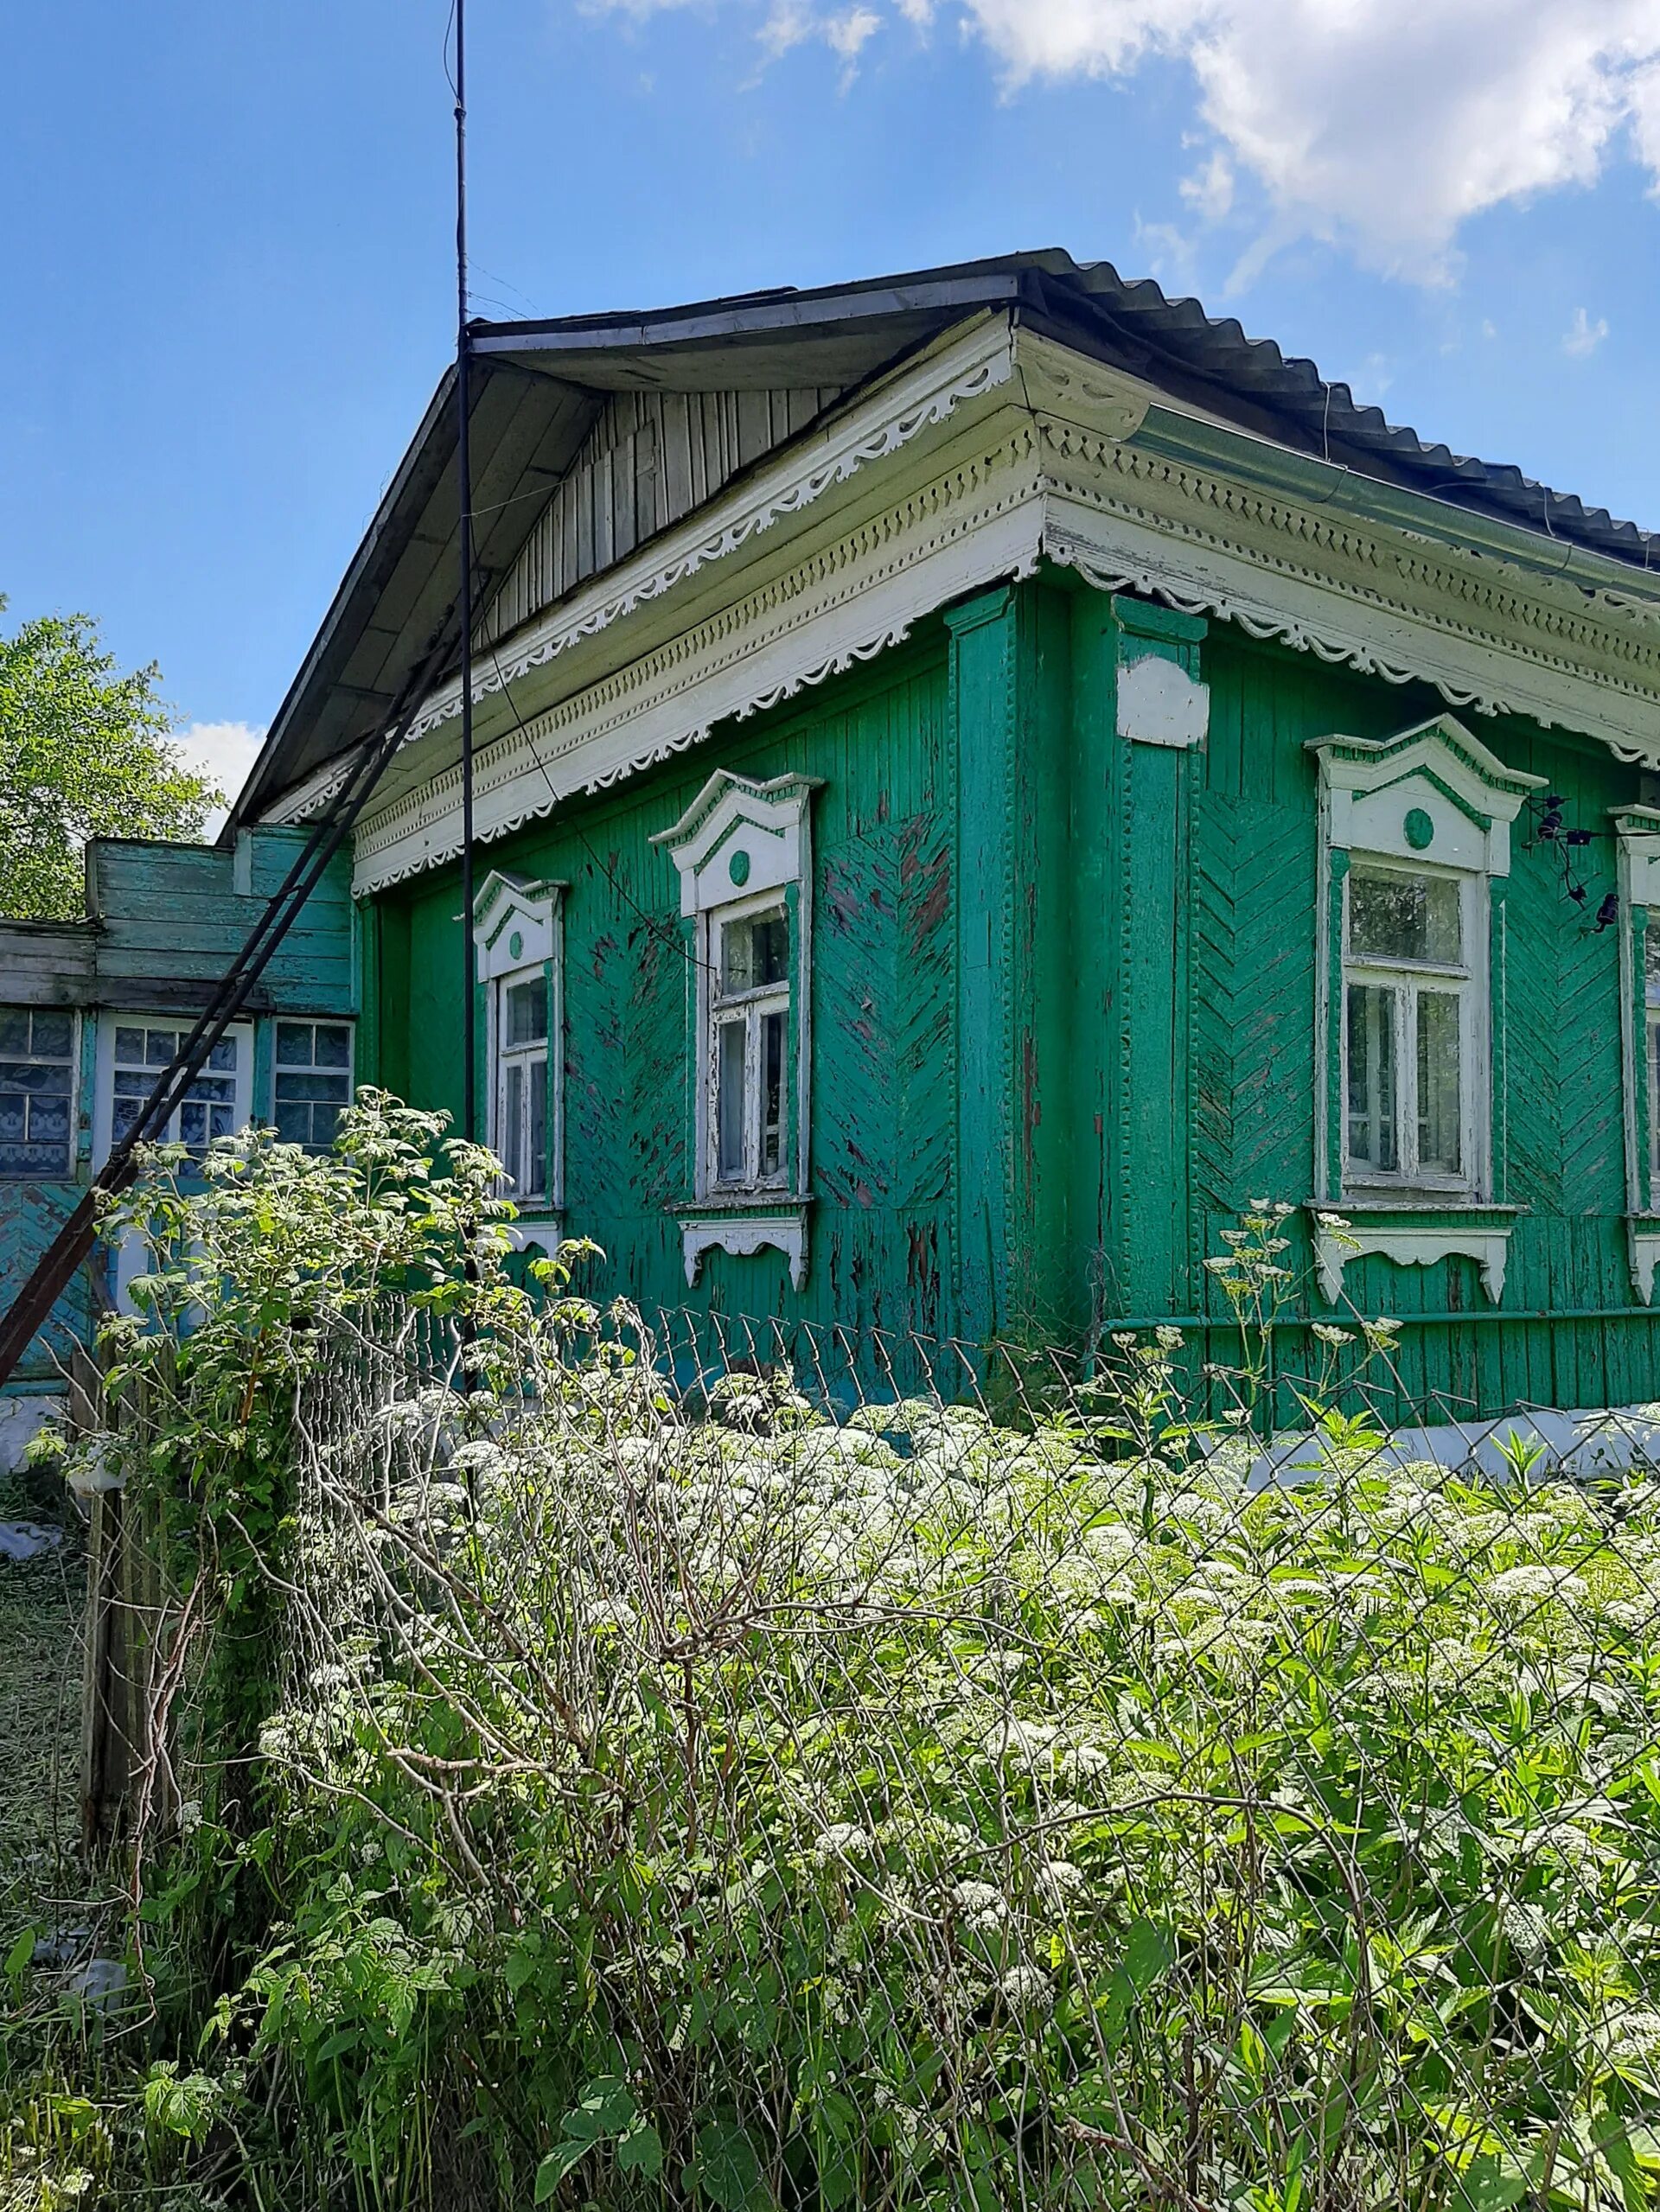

{"left": 702, "top": 889, "right": 794, "bottom": 1196}
{"left": 492, "top": 964, "right": 553, "bottom": 1206}
{"left": 1340, "top": 855, "right": 1482, "bottom": 1199}
{"left": 0, "top": 1004, "right": 78, "bottom": 1182}
{"left": 271, "top": 1017, "right": 355, "bottom": 1155}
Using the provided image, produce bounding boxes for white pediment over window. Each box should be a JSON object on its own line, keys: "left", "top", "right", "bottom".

{"left": 1307, "top": 714, "right": 1545, "bottom": 876}
{"left": 471, "top": 870, "right": 565, "bottom": 983}
{"left": 651, "top": 770, "right": 823, "bottom": 918}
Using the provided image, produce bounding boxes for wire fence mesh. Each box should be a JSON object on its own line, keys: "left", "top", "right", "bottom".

{"left": 218, "top": 1267, "right": 1660, "bottom": 2212}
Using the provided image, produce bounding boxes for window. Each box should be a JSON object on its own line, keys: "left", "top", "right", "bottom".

{"left": 109, "top": 1023, "right": 244, "bottom": 1154}
{"left": 1645, "top": 918, "right": 1660, "bottom": 1208}
{"left": 471, "top": 871, "right": 565, "bottom": 1216}
{"left": 711, "top": 903, "right": 791, "bottom": 1189}
{"left": 1343, "top": 865, "right": 1475, "bottom": 1192}
{"left": 655, "top": 768, "right": 820, "bottom": 1288}
{"left": 274, "top": 1021, "right": 353, "bottom": 1151}
{"left": 495, "top": 972, "right": 551, "bottom": 1202}
{"left": 0, "top": 1008, "right": 75, "bottom": 1179}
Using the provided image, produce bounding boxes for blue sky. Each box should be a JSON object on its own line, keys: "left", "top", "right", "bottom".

{"left": 4, "top": 0, "right": 1658, "bottom": 817}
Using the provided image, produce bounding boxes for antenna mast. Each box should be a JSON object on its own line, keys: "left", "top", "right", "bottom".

{"left": 454, "top": 0, "right": 477, "bottom": 1142}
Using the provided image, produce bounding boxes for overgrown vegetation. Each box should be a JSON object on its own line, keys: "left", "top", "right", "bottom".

{"left": 4, "top": 1106, "right": 1660, "bottom": 2209}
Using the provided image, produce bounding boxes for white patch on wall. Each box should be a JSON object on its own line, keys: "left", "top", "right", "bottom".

{"left": 1116, "top": 653, "right": 1210, "bottom": 749}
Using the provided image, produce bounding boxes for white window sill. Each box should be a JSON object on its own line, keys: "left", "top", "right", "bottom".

{"left": 678, "top": 1195, "right": 812, "bottom": 1291}
{"left": 1312, "top": 1202, "right": 1521, "bottom": 1307}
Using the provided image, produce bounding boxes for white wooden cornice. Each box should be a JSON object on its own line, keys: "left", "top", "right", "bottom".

{"left": 254, "top": 321, "right": 1660, "bottom": 893}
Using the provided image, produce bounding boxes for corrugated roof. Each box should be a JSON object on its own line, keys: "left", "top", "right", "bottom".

{"left": 230, "top": 250, "right": 1655, "bottom": 832}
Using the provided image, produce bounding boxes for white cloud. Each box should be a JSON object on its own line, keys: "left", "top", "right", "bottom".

{"left": 1563, "top": 304, "right": 1610, "bottom": 356}
{"left": 583, "top": 0, "right": 1660, "bottom": 279}
{"left": 171, "top": 719, "right": 266, "bottom": 838}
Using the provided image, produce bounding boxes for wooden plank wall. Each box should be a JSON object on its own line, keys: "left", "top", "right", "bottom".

{"left": 391, "top": 633, "right": 958, "bottom": 1347}
{"left": 478, "top": 385, "right": 842, "bottom": 647}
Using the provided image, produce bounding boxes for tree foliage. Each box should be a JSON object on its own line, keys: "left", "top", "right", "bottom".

{"left": 0, "top": 599, "right": 221, "bottom": 921}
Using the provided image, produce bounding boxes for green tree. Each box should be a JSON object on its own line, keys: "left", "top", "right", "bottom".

{"left": 0, "top": 599, "right": 222, "bottom": 921}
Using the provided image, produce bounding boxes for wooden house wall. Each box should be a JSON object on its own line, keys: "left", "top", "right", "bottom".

{"left": 88, "top": 832, "right": 355, "bottom": 1012}
{"left": 1, "top": 832, "right": 357, "bottom": 1401}
{"left": 367, "top": 576, "right": 1660, "bottom": 1418}
{"left": 372, "top": 633, "right": 958, "bottom": 1345}
{"left": 477, "top": 386, "right": 842, "bottom": 647}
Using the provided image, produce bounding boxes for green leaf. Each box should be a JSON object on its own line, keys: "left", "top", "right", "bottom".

{"left": 561, "top": 2075, "right": 636, "bottom": 2143}
{"left": 685, "top": 2119, "right": 771, "bottom": 2210}
{"left": 535, "top": 2140, "right": 591, "bottom": 2201}
{"left": 5, "top": 1928, "right": 37, "bottom": 1979}
{"left": 618, "top": 2121, "right": 663, "bottom": 2178}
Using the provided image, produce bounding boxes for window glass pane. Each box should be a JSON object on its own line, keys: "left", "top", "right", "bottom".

{"left": 114, "top": 1027, "right": 145, "bottom": 1064}
{"left": 503, "top": 1063, "right": 525, "bottom": 1189}
{"left": 1345, "top": 982, "right": 1399, "bottom": 1173}
{"left": 275, "top": 1023, "right": 312, "bottom": 1067}
{"left": 1350, "top": 869, "right": 1462, "bottom": 966}
{"left": 1417, "top": 990, "right": 1463, "bottom": 1176}
{"left": 721, "top": 910, "right": 788, "bottom": 996}
{"left": 1651, "top": 1015, "right": 1660, "bottom": 1181}
{"left": 717, "top": 1020, "right": 747, "bottom": 1181}
{"left": 274, "top": 1100, "right": 310, "bottom": 1146}
{"left": 0, "top": 1011, "right": 29, "bottom": 1056}
{"left": 760, "top": 1010, "right": 786, "bottom": 1179}
{"left": 313, "top": 1023, "right": 351, "bottom": 1069}
{"left": 528, "top": 1059, "right": 548, "bottom": 1195}
{"left": 146, "top": 1030, "right": 178, "bottom": 1067}
{"left": 31, "top": 1012, "right": 73, "bottom": 1058}
{"left": 505, "top": 978, "right": 548, "bottom": 1047}
{"left": 208, "top": 1039, "right": 237, "bottom": 1073}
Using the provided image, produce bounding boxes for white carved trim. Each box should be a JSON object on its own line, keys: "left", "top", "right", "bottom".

{"left": 1115, "top": 653, "right": 1209, "bottom": 749}
{"left": 501, "top": 1217, "right": 564, "bottom": 1256}
{"left": 348, "top": 451, "right": 1046, "bottom": 894}
{"left": 471, "top": 870, "right": 565, "bottom": 982}
{"left": 680, "top": 1212, "right": 808, "bottom": 1291}
{"left": 653, "top": 770, "right": 821, "bottom": 918}
{"left": 1316, "top": 1221, "right": 1511, "bottom": 1305}
{"left": 278, "top": 328, "right": 1660, "bottom": 885}
{"left": 1310, "top": 716, "right": 1543, "bottom": 876}
{"left": 407, "top": 319, "right": 1013, "bottom": 748}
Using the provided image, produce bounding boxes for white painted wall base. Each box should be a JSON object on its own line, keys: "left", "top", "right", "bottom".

{"left": 1241, "top": 1401, "right": 1660, "bottom": 1490}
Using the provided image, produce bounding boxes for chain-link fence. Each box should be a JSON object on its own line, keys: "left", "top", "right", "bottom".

{"left": 220, "top": 1267, "right": 1660, "bottom": 2212}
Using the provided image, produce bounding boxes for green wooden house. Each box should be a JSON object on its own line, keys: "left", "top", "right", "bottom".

{"left": 213, "top": 253, "right": 1660, "bottom": 1419}
{"left": 0, "top": 832, "right": 356, "bottom": 1465}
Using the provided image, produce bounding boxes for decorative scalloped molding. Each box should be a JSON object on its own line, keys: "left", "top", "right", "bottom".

{"left": 411, "top": 320, "right": 1014, "bottom": 742}
{"left": 680, "top": 1211, "right": 808, "bottom": 1290}
{"left": 1315, "top": 1219, "right": 1512, "bottom": 1304}
{"left": 265, "top": 328, "right": 1660, "bottom": 873}
{"left": 348, "top": 437, "right": 1047, "bottom": 892}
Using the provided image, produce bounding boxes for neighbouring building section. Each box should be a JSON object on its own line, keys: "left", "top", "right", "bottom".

{"left": 191, "top": 252, "right": 1660, "bottom": 1425}
{"left": 0, "top": 829, "right": 355, "bottom": 1464}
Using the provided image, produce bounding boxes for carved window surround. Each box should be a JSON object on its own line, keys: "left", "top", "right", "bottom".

{"left": 1612, "top": 808, "right": 1660, "bottom": 1296}
{"left": 654, "top": 770, "right": 820, "bottom": 1291}
{"left": 471, "top": 869, "right": 567, "bottom": 1227}
{"left": 1309, "top": 715, "right": 1543, "bottom": 1240}
{"left": 1312, "top": 1205, "right": 1522, "bottom": 1307}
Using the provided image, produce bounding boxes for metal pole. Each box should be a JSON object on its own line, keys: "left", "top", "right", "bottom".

{"left": 455, "top": 0, "right": 477, "bottom": 1144}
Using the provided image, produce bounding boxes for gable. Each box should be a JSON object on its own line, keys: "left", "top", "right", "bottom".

{"left": 478, "top": 384, "right": 843, "bottom": 649}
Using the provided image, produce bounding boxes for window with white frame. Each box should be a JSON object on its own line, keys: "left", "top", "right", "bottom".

{"left": 1311, "top": 717, "right": 1542, "bottom": 1231}
{"left": 0, "top": 1008, "right": 75, "bottom": 1179}
{"left": 471, "top": 871, "right": 565, "bottom": 1214}
{"left": 273, "top": 1021, "right": 353, "bottom": 1151}
{"left": 1343, "top": 863, "right": 1476, "bottom": 1193}
{"left": 709, "top": 901, "right": 791, "bottom": 1189}
{"left": 1646, "top": 922, "right": 1660, "bottom": 1206}
{"left": 109, "top": 1022, "right": 244, "bottom": 1154}
{"left": 654, "top": 769, "right": 820, "bottom": 1240}
{"left": 495, "top": 970, "right": 551, "bottom": 1202}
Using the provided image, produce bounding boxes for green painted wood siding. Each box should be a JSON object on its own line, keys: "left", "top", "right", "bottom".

{"left": 370, "top": 576, "right": 1660, "bottom": 1416}
{"left": 384, "top": 636, "right": 961, "bottom": 1342}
